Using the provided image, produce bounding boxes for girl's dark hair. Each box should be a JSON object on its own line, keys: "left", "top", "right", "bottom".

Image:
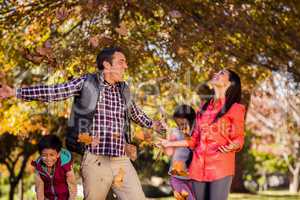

{"left": 200, "top": 69, "right": 242, "bottom": 123}
{"left": 96, "top": 47, "right": 124, "bottom": 70}
{"left": 173, "top": 104, "right": 196, "bottom": 128}
{"left": 38, "top": 135, "right": 62, "bottom": 153}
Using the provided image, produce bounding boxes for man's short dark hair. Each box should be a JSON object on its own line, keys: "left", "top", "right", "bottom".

{"left": 38, "top": 134, "right": 62, "bottom": 153}
{"left": 96, "top": 47, "right": 124, "bottom": 70}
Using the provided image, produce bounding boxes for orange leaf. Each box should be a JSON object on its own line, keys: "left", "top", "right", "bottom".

{"left": 134, "top": 131, "right": 145, "bottom": 140}
{"left": 174, "top": 191, "right": 185, "bottom": 200}
{"left": 113, "top": 168, "right": 125, "bottom": 188}
{"left": 88, "top": 35, "right": 100, "bottom": 48}
{"left": 115, "top": 22, "right": 128, "bottom": 36}
{"left": 181, "top": 190, "right": 189, "bottom": 198}
{"left": 170, "top": 160, "right": 189, "bottom": 177}
{"left": 77, "top": 133, "right": 93, "bottom": 145}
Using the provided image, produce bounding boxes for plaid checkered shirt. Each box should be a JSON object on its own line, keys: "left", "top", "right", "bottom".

{"left": 16, "top": 74, "right": 153, "bottom": 157}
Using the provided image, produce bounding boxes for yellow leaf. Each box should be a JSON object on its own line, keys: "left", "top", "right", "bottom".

{"left": 113, "top": 168, "right": 125, "bottom": 188}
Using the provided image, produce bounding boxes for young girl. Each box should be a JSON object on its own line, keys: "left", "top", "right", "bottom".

{"left": 32, "top": 134, "right": 77, "bottom": 200}
{"left": 165, "top": 104, "right": 196, "bottom": 200}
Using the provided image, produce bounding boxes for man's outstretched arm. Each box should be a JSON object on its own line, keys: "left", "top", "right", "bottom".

{"left": 0, "top": 76, "right": 86, "bottom": 102}
{"left": 130, "top": 101, "right": 166, "bottom": 134}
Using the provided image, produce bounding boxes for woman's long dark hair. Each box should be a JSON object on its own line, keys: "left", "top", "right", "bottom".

{"left": 200, "top": 69, "right": 242, "bottom": 123}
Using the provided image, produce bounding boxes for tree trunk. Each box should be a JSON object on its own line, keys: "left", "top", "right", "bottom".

{"left": 18, "top": 178, "right": 24, "bottom": 200}
{"left": 231, "top": 91, "right": 251, "bottom": 193}
{"left": 9, "top": 182, "right": 17, "bottom": 200}
{"left": 231, "top": 152, "right": 248, "bottom": 192}
{"left": 289, "top": 165, "right": 300, "bottom": 194}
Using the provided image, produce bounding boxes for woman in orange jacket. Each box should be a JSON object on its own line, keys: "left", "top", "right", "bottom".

{"left": 160, "top": 69, "right": 246, "bottom": 200}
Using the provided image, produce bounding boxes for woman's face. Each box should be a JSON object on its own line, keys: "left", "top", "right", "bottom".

{"left": 210, "top": 69, "right": 231, "bottom": 88}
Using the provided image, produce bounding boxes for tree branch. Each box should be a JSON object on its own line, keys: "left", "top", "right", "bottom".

{"left": 283, "top": 152, "right": 296, "bottom": 174}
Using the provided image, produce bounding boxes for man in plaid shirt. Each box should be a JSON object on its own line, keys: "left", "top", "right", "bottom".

{"left": 0, "top": 47, "right": 165, "bottom": 200}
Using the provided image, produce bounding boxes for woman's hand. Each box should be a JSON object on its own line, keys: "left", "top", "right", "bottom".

{"left": 218, "top": 142, "right": 240, "bottom": 153}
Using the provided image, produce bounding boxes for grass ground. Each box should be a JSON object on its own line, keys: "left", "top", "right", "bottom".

{"left": 150, "top": 191, "right": 300, "bottom": 200}
{"left": 2, "top": 191, "right": 300, "bottom": 200}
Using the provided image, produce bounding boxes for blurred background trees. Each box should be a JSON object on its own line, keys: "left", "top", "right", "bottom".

{"left": 1, "top": 0, "right": 300, "bottom": 199}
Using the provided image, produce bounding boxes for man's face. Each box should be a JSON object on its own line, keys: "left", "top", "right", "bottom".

{"left": 107, "top": 52, "right": 128, "bottom": 82}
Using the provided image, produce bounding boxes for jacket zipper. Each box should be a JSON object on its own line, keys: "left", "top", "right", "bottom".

{"left": 49, "top": 165, "right": 58, "bottom": 200}
{"left": 36, "top": 168, "right": 58, "bottom": 199}
{"left": 50, "top": 175, "right": 58, "bottom": 200}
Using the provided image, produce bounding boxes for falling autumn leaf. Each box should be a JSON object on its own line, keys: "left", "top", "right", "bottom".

{"left": 134, "top": 130, "right": 152, "bottom": 142}
{"left": 35, "top": 43, "right": 56, "bottom": 65}
{"left": 25, "top": 54, "right": 44, "bottom": 64}
{"left": 174, "top": 191, "right": 186, "bottom": 200}
{"left": 134, "top": 131, "right": 145, "bottom": 140}
{"left": 86, "top": 0, "right": 101, "bottom": 10}
{"left": 169, "top": 10, "right": 182, "bottom": 18}
{"left": 170, "top": 160, "right": 189, "bottom": 177}
{"left": 77, "top": 133, "right": 93, "bottom": 145}
{"left": 36, "top": 47, "right": 52, "bottom": 56}
{"left": 125, "top": 143, "right": 137, "bottom": 161}
{"left": 113, "top": 168, "right": 125, "bottom": 188}
{"left": 115, "top": 22, "right": 128, "bottom": 36}
{"left": 91, "top": 136, "right": 100, "bottom": 147}
{"left": 184, "top": 135, "right": 191, "bottom": 141}
{"left": 18, "top": 48, "right": 42, "bottom": 64}
{"left": 181, "top": 190, "right": 189, "bottom": 198}
{"left": 112, "top": 132, "right": 120, "bottom": 140}
{"left": 56, "top": 7, "right": 69, "bottom": 21}
{"left": 173, "top": 190, "right": 189, "bottom": 200}
{"left": 177, "top": 47, "right": 189, "bottom": 56}
{"left": 88, "top": 35, "right": 100, "bottom": 48}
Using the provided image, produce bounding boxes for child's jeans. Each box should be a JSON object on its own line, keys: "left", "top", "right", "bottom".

{"left": 170, "top": 176, "right": 195, "bottom": 200}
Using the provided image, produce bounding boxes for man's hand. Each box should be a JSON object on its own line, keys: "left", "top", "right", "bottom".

{"left": 152, "top": 120, "right": 167, "bottom": 134}
{"left": 218, "top": 142, "right": 240, "bottom": 153}
{"left": 91, "top": 136, "right": 101, "bottom": 147}
{"left": 66, "top": 170, "right": 77, "bottom": 200}
{"left": 0, "top": 84, "right": 15, "bottom": 99}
